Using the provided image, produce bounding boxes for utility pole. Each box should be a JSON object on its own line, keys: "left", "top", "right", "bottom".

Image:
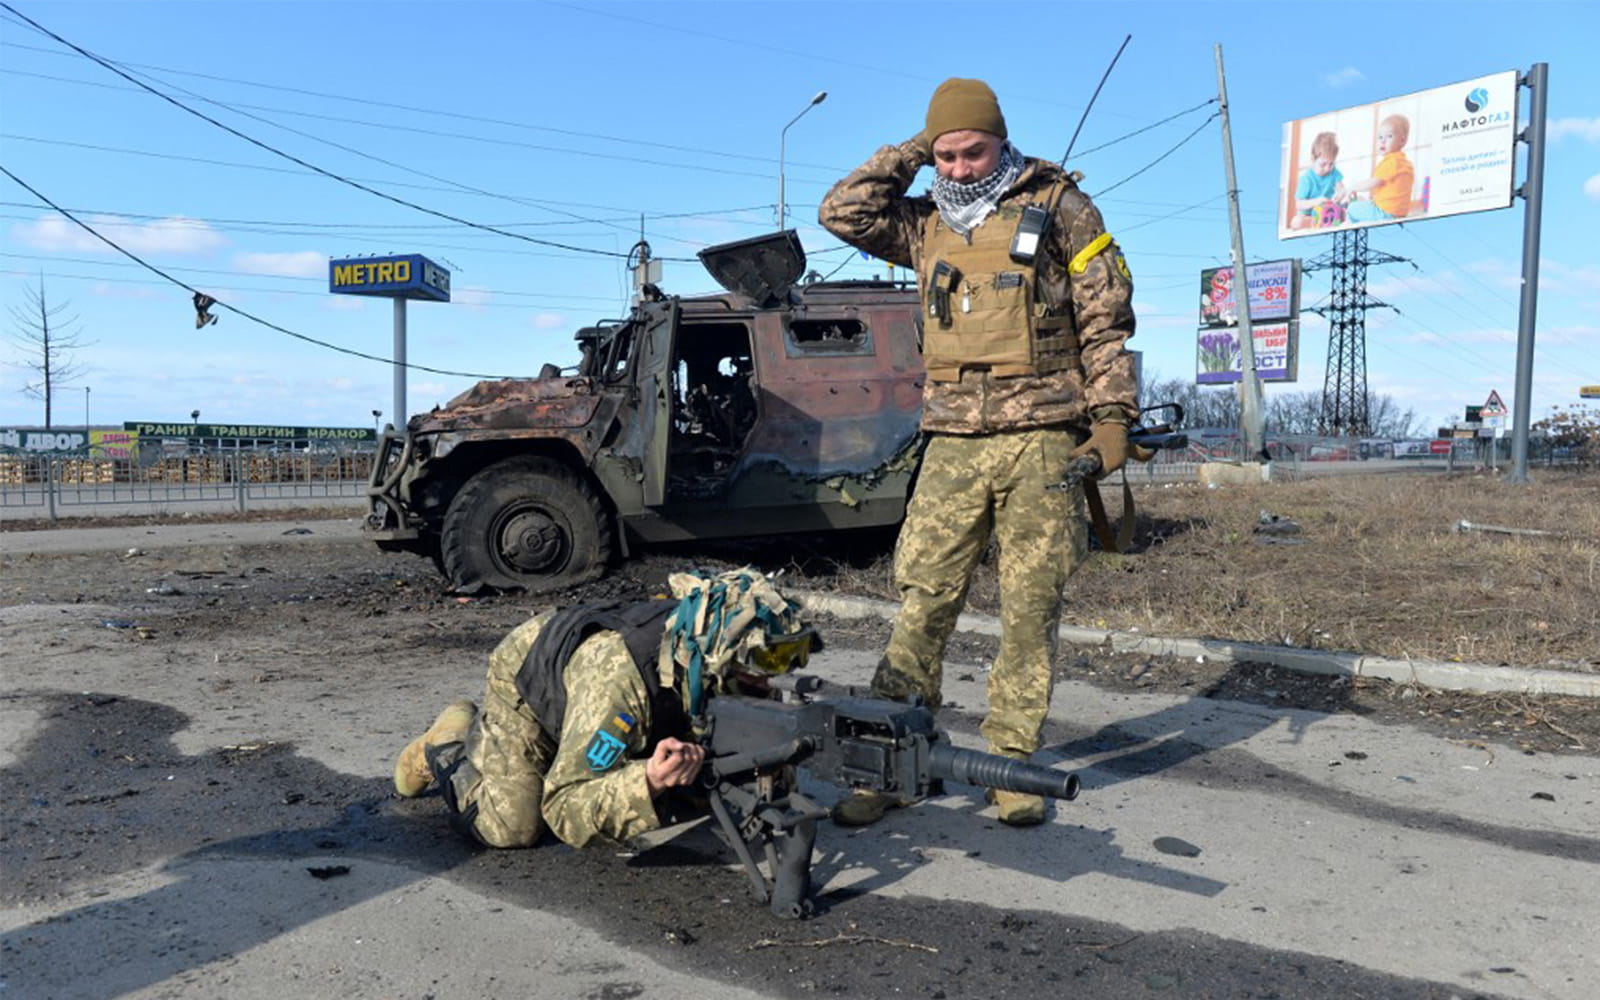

{"left": 1506, "top": 62, "right": 1548, "bottom": 484}
{"left": 1214, "top": 44, "right": 1265, "bottom": 460}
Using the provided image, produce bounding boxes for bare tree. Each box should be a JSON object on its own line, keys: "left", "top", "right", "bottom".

{"left": 7, "top": 275, "right": 91, "bottom": 428}
{"left": 1145, "top": 373, "right": 1422, "bottom": 439}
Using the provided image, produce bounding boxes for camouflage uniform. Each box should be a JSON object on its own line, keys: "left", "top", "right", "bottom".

{"left": 432, "top": 611, "right": 664, "bottom": 848}
{"left": 819, "top": 137, "right": 1137, "bottom": 756}
{"left": 412, "top": 569, "right": 811, "bottom": 848}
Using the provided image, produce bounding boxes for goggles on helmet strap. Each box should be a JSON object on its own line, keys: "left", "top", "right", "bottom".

{"left": 745, "top": 627, "right": 819, "bottom": 676}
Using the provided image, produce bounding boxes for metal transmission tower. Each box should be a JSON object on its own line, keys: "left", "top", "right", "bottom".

{"left": 1303, "top": 228, "right": 1408, "bottom": 435}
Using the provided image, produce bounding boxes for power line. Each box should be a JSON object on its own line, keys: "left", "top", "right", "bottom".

{"left": 1071, "top": 98, "right": 1219, "bottom": 160}
{"left": 0, "top": 3, "right": 703, "bottom": 263}
{"left": 0, "top": 40, "right": 846, "bottom": 172}
{"left": 1089, "top": 113, "right": 1221, "bottom": 199}
{"left": 0, "top": 199, "right": 772, "bottom": 235}
{"left": 1118, "top": 193, "right": 1227, "bottom": 234}
{"left": 0, "top": 252, "right": 624, "bottom": 306}
{"left": 0, "top": 65, "right": 838, "bottom": 192}
{"left": 0, "top": 164, "right": 512, "bottom": 379}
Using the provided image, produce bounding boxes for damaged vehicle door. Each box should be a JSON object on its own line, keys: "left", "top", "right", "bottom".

{"left": 365, "top": 231, "right": 925, "bottom": 593}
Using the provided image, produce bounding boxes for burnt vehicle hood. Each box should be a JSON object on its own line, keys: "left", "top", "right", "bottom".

{"left": 697, "top": 230, "right": 806, "bottom": 308}
{"left": 410, "top": 376, "right": 603, "bottom": 434}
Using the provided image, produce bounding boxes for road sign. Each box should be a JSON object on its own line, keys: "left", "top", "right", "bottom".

{"left": 1429, "top": 439, "right": 1452, "bottom": 455}
{"left": 1581, "top": 385, "right": 1600, "bottom": 399}
{"left": 1481, "top": 389, "right": 1508, "bottom": 416}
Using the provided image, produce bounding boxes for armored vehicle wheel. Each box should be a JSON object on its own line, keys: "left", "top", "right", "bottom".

{"left": 440, "top": 455, "right": 612, "bottom": 594}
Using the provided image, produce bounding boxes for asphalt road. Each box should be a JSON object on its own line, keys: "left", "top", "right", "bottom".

{"left": 2, "top": 522, "right": 1595, "bottom": 999}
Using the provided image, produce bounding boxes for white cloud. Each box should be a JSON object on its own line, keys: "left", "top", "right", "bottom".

{"left": 233, "top": 251, "right": 326, "bottom": 278}
{"left": 10, "top": 214, "right": 227, "bottom": 255}
{"left": 1323, "top": 67, "right": 1364, "bottom": 89}
{"left": 452, "top": 286, "right": 493, "bottom": 309}
{"left": 1548, "top": 117, "right": 1600, "bottom": 143}
{"left": 531, "top": 313, "right": 567, "bottom": 329}
{"left": 1585, "top": 174, "right": 1600, "bottom": 201}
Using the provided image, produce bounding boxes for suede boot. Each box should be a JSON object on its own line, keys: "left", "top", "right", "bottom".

{"left": 393, "top": 700, "right": 476, "bottom": 797}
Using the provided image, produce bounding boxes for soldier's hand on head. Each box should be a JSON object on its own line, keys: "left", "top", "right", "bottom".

{"left": 645, "top": 737, "right": 705, "bottom": 797}
{"left": 905, "top": 132, "right": 933, "bottom": 166}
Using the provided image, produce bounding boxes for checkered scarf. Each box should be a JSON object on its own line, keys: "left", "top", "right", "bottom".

{"left": 930, "top": 141, "right": 1024, "bottom": 237}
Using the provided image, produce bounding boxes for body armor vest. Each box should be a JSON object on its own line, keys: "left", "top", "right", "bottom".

{"left": 918, "top": 180, "right": 1078, "bottom": 382}
{"left": 515, "top": 599, "right": 687, "bottom": 748}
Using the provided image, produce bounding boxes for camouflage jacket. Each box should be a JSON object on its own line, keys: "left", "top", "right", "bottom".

{"left": 818, "top": 137, "right": 1138, "bottom": 433}
{"left": 539, "top": 629, "right": 673, "bottom": 849}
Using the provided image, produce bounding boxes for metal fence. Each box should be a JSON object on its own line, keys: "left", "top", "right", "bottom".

{"left": 0, "top": 443, "right": 373, "bottom": 520}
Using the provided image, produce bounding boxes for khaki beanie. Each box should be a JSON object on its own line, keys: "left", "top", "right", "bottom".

{"left": 924, "top": 78, "right": 1007, "bottom": 141}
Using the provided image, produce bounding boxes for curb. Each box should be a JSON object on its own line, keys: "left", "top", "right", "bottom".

{"left": 793, "top": 590, "right": 1600, "bottom": 700}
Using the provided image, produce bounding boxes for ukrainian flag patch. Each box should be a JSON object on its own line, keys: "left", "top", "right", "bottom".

{"left": 585, "top": 711, "right": 635, "bottom": 772}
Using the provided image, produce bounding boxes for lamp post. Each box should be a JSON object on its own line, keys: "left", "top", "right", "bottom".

{"left": 372, "top": 409, "right": 383, "bottom": 434}
{"left": 778, "top": 90, "right": 827, "bottom": 230}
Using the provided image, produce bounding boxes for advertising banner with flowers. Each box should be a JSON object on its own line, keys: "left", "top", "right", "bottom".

{"left": 1196, "top": 322, "right": 1298, "bottom": 384}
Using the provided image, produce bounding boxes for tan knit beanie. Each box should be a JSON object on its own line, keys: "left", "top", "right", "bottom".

{"left": 924, "top": 78, "right": 1007, "bottom": 141}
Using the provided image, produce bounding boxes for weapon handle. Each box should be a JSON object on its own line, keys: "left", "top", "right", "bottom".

{"left": 1048, "top": 453, "right": 1102, "bottom": 492}
{"left": 929, "top": 744, "right": 1081, "bottom": 801}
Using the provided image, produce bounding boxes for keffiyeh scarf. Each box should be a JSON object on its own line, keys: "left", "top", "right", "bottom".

{"left": 930, "top": 141, "right": 1024, "bottom": 237}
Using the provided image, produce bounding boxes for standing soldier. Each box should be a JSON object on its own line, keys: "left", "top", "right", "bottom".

{"left": 818, "top": 78, "right": 1138, "bottom": 827}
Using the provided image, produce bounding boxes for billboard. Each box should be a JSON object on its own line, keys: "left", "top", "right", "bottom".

{"left": 1279, "top": 70, "right": 1518, "bottom": 240}
{"left": 1199, "top": 259, "right": 1300, "bottom": 328}
{"left": 1196, "top": 322, "right": 1298, "bottom": 384}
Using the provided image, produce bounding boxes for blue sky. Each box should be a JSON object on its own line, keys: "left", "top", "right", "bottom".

{"left": 2, "top": 0, "right": 1595, "bottom": 434}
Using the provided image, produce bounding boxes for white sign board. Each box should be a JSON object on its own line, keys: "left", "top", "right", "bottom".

{"left": 1278, "top": 70, "right": 1518, "bottom": 240}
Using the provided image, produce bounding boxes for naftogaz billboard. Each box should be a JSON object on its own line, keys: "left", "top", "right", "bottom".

{"left": 1278, "top": 70, "right": 1518, "bottom": 240}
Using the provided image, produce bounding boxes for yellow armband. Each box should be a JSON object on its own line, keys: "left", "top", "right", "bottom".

{"left": 1069, "top": 232, "right": 1114, "bottom": 275}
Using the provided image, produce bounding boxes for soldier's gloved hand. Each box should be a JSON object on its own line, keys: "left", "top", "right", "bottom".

{"left": 645, "top": 737, "right": 704, "bottom": 797}
{"left": 1070, "top": 421, "right": 1131, "bottom": 478}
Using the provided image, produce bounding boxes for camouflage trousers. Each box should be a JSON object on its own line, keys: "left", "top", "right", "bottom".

{"left": 433, "top": 616, "right": 558, "bottom": 848}
{"left": 874, "top": 427, "right": 1087, "bottom": 756}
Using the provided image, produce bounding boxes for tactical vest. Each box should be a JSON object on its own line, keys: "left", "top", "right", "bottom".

{"left": 515, "top": 599, "right": 688, "bottom": 748}
{"left": 918, "top": 180, "right": 1078, "bottom": 382}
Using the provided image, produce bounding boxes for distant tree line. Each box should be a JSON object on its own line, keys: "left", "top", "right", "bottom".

{"left": 1141, "top": 376, "right": 1424, "bottom": 439}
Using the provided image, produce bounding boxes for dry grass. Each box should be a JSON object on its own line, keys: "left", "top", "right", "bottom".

{"left": 834, "top": 469, "right": 1600, "bottom": 671}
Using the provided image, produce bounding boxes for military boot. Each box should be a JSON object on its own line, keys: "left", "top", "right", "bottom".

{"left": 393, "top": 700, "right": 476, "bottom": 797}
{"left": 830, "top": 789, "right": 908, "bottom": 827}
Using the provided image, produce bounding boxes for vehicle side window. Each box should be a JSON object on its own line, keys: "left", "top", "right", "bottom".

{"left": 602, "top": 325, "right": 634, "bottom": 382}
{"left": 784, "top": 317, "right": 872, "bottom": 357}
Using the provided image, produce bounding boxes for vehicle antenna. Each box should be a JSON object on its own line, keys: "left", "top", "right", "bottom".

{"left": 1060, "top": 33, "right": 1132, "bottom": 167}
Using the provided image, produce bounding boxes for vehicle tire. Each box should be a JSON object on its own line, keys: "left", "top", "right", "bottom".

{"left": 439, "top": 455, "right": 613, "bottom": 594}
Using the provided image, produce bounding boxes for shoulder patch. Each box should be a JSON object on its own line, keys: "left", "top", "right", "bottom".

{"left": 584, "top": 711, "right": 636, "bottom": 773}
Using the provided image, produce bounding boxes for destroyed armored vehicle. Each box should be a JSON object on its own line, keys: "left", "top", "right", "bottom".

{"left": 365, "top": 232, "right": 927, "bottom": 593}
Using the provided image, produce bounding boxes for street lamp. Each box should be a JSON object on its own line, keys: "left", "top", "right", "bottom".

{"left": 372, "top": 409, "right": 383, "bottom": 434}
{"left": 778, "top": 90, "right": 827, "bottom": 230}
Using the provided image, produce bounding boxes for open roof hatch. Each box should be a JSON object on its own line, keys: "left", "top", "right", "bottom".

{"left": 697, "top": 230, "right": 807, "bottom": 308}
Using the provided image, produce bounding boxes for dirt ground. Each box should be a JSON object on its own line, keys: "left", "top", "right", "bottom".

{"left": 4, "top": 469, "right": 1597, "bottom": 758}
{"left": 2, "top": 490, "right": 1593, "bottom": 1000}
